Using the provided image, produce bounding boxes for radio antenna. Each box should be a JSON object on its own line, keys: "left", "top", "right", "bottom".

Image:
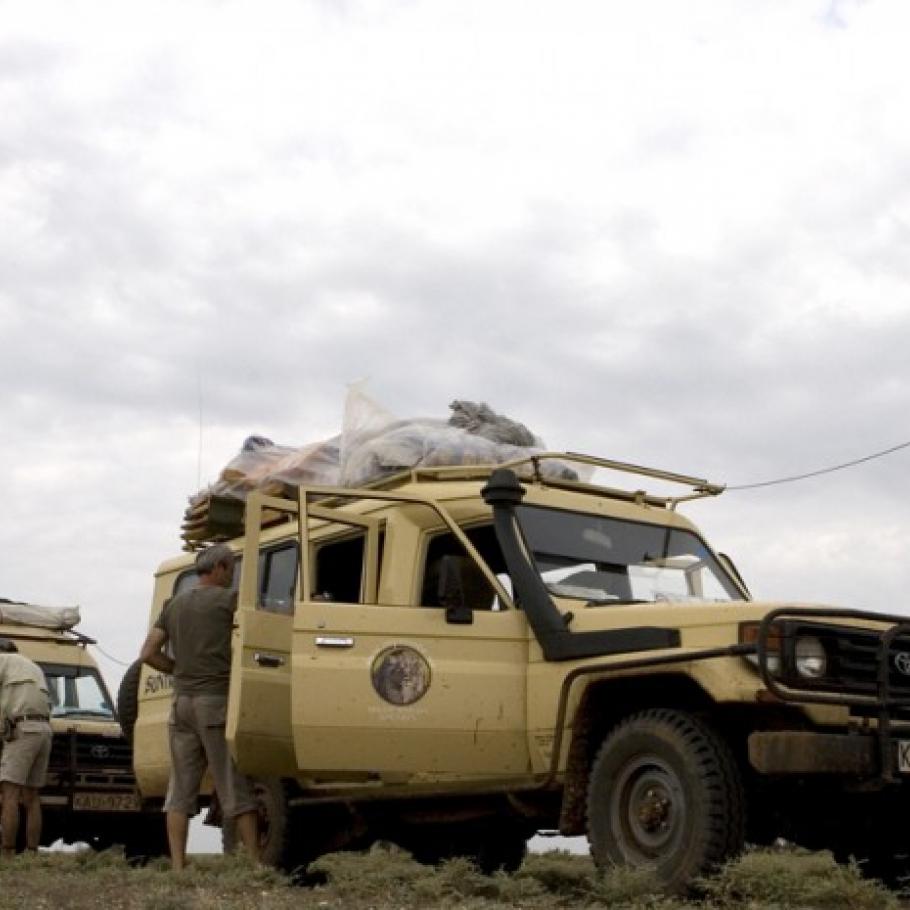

{"left": 196, "top": 366, "right": 204, "bottom": 490}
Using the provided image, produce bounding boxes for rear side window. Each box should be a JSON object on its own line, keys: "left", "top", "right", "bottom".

{"left": 258, "top": 543, "right": 298, "bottom": 614}
{"left": 172, "top": 544, "right": 298, "bottom": 614}
{"left": 173, "top": 570, "right": 199, "bottom": 596}
{"left": 173, "top": 559, "right": 242, "bottom": 596}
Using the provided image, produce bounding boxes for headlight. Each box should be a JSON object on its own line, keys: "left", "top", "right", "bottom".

{"left": 795, "top": 635, "right": 827, "bottom": 679}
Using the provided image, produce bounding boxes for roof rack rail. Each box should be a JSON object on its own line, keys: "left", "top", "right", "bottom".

{"left": 409, "top": 452, "right": 724, "bottom": 507}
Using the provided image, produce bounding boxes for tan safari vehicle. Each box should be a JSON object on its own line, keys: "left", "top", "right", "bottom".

{"left": 127, "top": 454, "right": 910, "bottom": 890}
{"left": 0, "top": 600, "right": 167, "bottom": 857}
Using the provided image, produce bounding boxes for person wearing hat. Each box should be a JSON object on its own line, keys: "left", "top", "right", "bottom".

{"left": 139, "top": 543, "right": 259, "bottom": 871}
{"left": 0, "top": 638, "right": 52, "bottom": 856}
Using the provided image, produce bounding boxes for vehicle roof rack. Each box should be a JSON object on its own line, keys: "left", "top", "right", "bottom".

{"left": 179, "top": 451, "right": 724, "bottom": 547}
{"left": 405, "top": 451, "right": 725, "bottom": 509}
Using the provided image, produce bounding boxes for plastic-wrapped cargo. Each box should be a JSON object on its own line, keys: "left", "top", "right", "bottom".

{"left": 0, "top": 600, "right": 81, "bottom": 630}
{"left": 339, "top": 384, "right": 576, "bottom": 486}
{"left": 181, "top": 385, "right": 577, "bottom": 548}
{"left": 216, "top": 434, "right": 341, "bottom": 499}
{"left": 341, "top": 421, "right": 535, "bottom": 487}
{"left": 448, "top": 399, "right": 542, "bottom": 447}
{"left": 181, "top": 435, "right": 341, "bottom": 548}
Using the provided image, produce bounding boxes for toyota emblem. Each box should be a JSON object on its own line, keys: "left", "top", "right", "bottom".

{"left": 894, "top": 653, "right": 910, "bottom": 676}
{"left": 90, "top": 744, "right": 110, "bottom": 759}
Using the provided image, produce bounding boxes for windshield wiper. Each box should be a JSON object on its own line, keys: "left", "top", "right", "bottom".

{"left": 585, "top": 598, "right": 651, "bottom": 607}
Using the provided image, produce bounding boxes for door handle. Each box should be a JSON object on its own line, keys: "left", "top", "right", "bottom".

{"left": 253, "top": 652, "right": 285, "bottom": 668}
{"left": 315, "top": 636, "right": 355, "bottom": 648}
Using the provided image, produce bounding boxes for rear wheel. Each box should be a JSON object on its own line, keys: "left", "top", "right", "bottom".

{"left": 222, "top": 778, "right": 366, "bottom": 875}
{"left": 222, "top": 778, "right": 291, "bottom": 868}
{"left": 587, "top": 709, "right": 745, "bottom": 893}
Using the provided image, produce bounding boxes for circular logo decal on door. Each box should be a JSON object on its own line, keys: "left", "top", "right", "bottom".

{"left": 371, "top": 646, "right": 431, "bottom": 705}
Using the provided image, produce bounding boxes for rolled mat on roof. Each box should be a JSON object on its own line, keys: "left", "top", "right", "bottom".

{"left": 0, "top": 600, "right": 81, "bottom": 630}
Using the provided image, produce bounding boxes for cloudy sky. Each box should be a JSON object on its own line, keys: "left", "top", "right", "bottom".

{"left": 2, "top": 0, "right": 909, "bottom": 782}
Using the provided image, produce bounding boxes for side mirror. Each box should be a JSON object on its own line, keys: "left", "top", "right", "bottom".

{"left": 438, "top": 555, "right": 474, "bottom": 625}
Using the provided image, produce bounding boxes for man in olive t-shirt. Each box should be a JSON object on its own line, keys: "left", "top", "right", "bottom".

{"left": 139, "top": 543, "right": 259, "bottom": 871}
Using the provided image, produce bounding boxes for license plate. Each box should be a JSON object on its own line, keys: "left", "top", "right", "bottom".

{"left": 72, "top": 792, "right": 141, "bottom": 812}
{"left": 898, "top": 741, "right": 910, "bottom": 774}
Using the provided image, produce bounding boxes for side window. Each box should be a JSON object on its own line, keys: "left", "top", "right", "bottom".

{"left": 173, "top": 570, "right": 198, "bottom": 595}
{"left": 312, "top": 532, "right": 368, "bottom": 604}
{"left": 420, "top": 523, "right": 506, "bottom": 611}
{"left": 173, "top": 558, "right": 243, "bottom": 595}
{"left": 175, "top": 548, "right": 298, "bottom": 614}
{"left": 258, "top": 543, "right": 298, "bottom": 614}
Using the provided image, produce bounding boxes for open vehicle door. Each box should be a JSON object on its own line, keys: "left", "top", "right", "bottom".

{"left": 288, "top": 486, "right": 532, "bottom": 783}
{"left": 226, "top": 493, "right": 299, "bottom": 776}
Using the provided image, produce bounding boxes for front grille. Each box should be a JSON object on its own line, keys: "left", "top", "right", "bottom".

{"left": 46, "top": 731, "right": 136, "bottom": 791}
{"left": 784, "top": 620, "right": 910, "bottom": 710}
{"left": 828, "top": 626, "right": 910, "bottom": 697}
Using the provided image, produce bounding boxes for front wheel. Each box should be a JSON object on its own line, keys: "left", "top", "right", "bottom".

{"left": 587, "top": 708, "right": 745, "bottom": 893}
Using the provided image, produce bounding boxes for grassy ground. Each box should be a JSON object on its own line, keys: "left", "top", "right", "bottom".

{"left": 0, "top": 846, "right": 902, "bottom": 910}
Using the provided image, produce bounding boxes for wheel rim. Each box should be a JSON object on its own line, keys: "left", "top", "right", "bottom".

{"left": 609, "top": 756, "right": 685, "bottom": 863}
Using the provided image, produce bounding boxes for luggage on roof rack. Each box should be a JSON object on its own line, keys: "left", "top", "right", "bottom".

{"left": 0, "top": 599, "right": 81, "bottom": 630}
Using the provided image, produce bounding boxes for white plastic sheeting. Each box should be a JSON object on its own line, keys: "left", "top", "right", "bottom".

{"left": 0, "top": 601, "right": 81, "bottom": 630}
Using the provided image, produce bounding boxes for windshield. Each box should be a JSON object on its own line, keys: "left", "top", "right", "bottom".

{"left": 515, "top": 505, "right": 744, "bottom": 604}
{"left": 40, "top": 663, "right": 115, "bottom": 719}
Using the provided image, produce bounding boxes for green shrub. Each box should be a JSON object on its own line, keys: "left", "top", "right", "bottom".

{"left": 700, "top": 848, "right": 899, "bottom": 910}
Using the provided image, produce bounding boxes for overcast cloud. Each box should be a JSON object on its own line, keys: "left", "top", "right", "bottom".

{"left": 2, "top": 0, "right": 910, "bottom": 812}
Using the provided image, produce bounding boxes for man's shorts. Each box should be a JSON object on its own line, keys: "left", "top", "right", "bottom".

{"left": 164, "top": 693, "right": 257, "bottom": 819}
{"left": 0, "top": 725, "right": 52, "bottom": 788}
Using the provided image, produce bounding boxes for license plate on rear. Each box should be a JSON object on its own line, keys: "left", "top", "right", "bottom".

{"left": 73, "top": 792, "right": 141, "bottom": 812}
{"left": 898, "top": 741, "right": 910, "bottom": 774}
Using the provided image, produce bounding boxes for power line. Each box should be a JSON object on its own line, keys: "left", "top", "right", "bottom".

{"left": 727, "top": 438, "right": 910, "bottom": 491}
{"left": 91, "top": 642, "right": 132, "bottom": 667}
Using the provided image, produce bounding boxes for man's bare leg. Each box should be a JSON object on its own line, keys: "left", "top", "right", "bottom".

{"left": 20, "top": 788, "right": 41, "bottom": 851}
{"left": 166, "top": 810, "right": 190, "bottom": 871}
{"left": 1, "top": 782, "right": 22, "bottom": 856}
{"left": 234, "top": 809, "right": 260, "bottom": 863}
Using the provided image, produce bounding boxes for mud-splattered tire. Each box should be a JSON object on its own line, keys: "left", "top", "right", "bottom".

{"left": 116, "top": 660, "right": 143, "bottom": 744}
{"left": 222, "top": 779, "right": 365, "bottom": 877}
{"left": 222, "top": 777, "right": 292, "bottom": 869}
{"left": 587, "top": 708, "right": 745, "bottom": 893}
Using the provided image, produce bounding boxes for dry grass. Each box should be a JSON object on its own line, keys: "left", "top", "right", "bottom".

{"left": 0, "top": 845, "right": 901, "bottom": 910}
